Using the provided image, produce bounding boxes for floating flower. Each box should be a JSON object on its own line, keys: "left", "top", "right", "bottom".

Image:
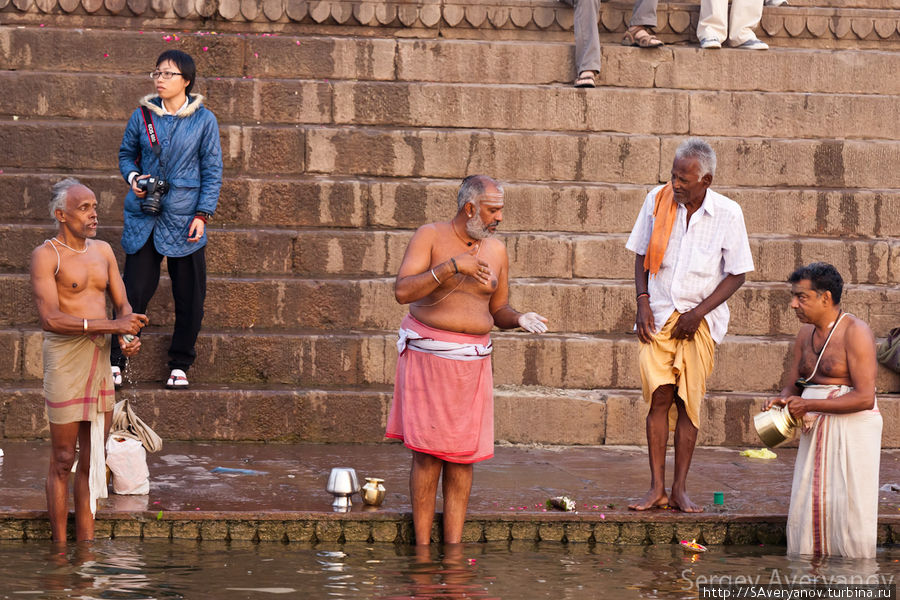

{"left": 680, "top": 539, "right": 707, "bottom": 553}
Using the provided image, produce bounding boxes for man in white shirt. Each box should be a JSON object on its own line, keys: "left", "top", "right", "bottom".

{"left": 625, "top": 138, "right": 754, "bottom": 512}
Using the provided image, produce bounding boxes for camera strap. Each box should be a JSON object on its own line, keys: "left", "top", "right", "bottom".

{"left": 140, "top": 106, "right": 162, "bottom": 158}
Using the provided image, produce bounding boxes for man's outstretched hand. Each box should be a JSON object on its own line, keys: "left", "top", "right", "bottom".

{"left": 518, "top": 312, "right": 548, "bottom": 333}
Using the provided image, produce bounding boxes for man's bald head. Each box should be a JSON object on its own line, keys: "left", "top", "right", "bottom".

{"left": 457, "top": 175, "right": 503, "bottom": 212}
{"left": 49, "top": 178, "right": 88, "bottom": 222}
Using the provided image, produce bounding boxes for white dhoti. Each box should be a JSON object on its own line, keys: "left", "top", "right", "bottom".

{"left": 787, "top": 384, "right": 882, "bottom": 558}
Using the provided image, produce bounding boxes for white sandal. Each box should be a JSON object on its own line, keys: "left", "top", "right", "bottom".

{"left": 166, "top": 368, "right": 189, "bottom": 389}
{"left": 111, "top": 366, "right": 123, "bottom": 389}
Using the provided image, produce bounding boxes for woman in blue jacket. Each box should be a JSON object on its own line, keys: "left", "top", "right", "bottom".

{"left": 112, "top": 49, "right": 223, "bottom": 389}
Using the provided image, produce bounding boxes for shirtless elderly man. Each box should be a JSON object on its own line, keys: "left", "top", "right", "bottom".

{"left": 387, "top": 175, "right": 548, "bottom": 545}
{"left": 30, "top": 178, "right": 148, "bottom": 542}
{"left": 766, "top": 262, "right": 881, "bottom": 558}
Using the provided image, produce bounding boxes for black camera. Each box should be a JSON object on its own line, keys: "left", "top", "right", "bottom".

{"left": 136, "top": 176, "right": 169, "bottom": 216}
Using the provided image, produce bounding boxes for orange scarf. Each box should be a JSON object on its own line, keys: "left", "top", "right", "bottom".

{"left": 643, "top": 182, "right": 676, "bottom": 277}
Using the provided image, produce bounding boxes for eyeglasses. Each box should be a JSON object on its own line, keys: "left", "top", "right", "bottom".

{"left": 150, "top": 70, "right": 183, "bottom": 81}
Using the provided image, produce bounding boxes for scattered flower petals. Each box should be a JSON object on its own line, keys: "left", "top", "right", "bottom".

{"left": 600, "top": 513, "right": 606, "bottom": 519}
{"left": 203, "top": 46, "right": 208, "bottom": 51}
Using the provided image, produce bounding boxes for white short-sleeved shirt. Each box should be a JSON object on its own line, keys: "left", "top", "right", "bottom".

{"left": 625, "top": 185, "right": 754, "bottom": 344}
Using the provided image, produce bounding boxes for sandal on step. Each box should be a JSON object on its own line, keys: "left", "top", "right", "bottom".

{"left": 166, "top": 368, "right": 189, "bottom": 389}
{"left": 622, "top": 26, "right": 664, "bottom": 48}
{"left": 574, "top": 72, "right": 596, "bottom": 88}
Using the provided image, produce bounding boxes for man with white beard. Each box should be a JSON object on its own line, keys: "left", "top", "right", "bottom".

{"left": 387, "top": 175, "right": 548, "bottom": 545}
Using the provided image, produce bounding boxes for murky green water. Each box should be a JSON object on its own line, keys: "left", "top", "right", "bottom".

{"left": 0, "top": 540, "right": 897, "bottom": 599}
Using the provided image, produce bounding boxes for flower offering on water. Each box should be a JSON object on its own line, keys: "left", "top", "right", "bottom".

{"left": 680, "top": 539, "right": 707, "bottom": 553}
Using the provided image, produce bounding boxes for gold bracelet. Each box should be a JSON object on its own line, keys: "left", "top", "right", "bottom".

{"left": 83, "top": 318, "right": 88, "bottom": 333}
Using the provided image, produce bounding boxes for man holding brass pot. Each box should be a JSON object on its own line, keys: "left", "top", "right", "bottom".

{"left": 112, "top": 49, "right": 223, "bottom": 390}
{"left": 765, "top": 263, "right": 881, "bottom": 558}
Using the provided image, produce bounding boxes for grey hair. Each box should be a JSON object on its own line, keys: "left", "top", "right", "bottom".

{"left": 49, "top": 177, "right": 83, "bottom": 221}
{"left": 457, "top": 175, "right": 503, "bottom": 211}
{"left": 674, "top": 137, "right": 717, "bottom": 179}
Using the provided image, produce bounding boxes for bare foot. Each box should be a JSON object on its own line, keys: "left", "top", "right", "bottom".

{"left": 628, "top": 489, "right": 669, "bottom": 511}
{"left": 669, "top": 490, "right": 704, "bottom": 513}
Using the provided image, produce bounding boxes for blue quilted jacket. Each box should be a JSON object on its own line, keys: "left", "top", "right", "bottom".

{"left": 118, "top": 94, "right": 223, "bottom": 257}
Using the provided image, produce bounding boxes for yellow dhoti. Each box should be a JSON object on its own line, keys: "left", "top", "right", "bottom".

{"left": 639, "top": 311, "right": 715, "bottom": 430}
{"left": 43, "top": 332, "right": 116, "bottom": 515}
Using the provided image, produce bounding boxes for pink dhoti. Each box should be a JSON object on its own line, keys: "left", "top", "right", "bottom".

{"left": 386, "top": 314, "right": 494, "bottom": 464}
{"left": 787, "top": 384, "right": 882, "bottom": 558}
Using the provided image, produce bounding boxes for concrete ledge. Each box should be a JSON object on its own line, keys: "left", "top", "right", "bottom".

{"left": 2, "top": 512, "right": 899, "bottom": 546}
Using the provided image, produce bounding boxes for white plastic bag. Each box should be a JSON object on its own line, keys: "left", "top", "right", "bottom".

{"left": 106, "top": 435, "right": 150, "bottom": 495}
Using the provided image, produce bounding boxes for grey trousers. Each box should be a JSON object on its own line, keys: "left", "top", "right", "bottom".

{"left": 563, "top": 0, "right": 659, "bottom": 74}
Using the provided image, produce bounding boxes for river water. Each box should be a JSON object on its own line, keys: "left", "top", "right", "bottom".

{"left": 0, "top": 540, "right": 897, "bottom": 599}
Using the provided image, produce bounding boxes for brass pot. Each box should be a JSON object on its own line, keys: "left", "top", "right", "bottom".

{"left": 361, "top": 477, "right": 386, "bottom": 507}
{"left": 754, "top": 406, "right": 800, "bottom": 448}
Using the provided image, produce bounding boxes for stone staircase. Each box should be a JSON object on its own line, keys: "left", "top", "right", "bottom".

{"left": 0, "top": 0, "right": 898, "bottom": 446}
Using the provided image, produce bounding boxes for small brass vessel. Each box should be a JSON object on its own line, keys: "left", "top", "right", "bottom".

{"left": 360, "top": 477, "right": 386, "bottom": 507}
{"left": 754, "top": 405, "right": 800, "bottom": 448}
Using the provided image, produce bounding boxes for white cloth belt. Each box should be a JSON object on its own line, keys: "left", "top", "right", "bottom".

{"left": 397, "top": 328, "right": 492, "bottom": 361}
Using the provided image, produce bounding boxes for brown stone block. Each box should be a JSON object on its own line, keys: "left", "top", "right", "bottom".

{"left": 298, "top": 390, "right": 391, "bottom": 443}
{"left": 571, "top": 234, "right": 632, "bottom": 279}
{"left": 751, "top": 237, "right": 893, "bottom": 285}
{"left": 756, "top": 524, "right": 786, "bottom": 545}
{"left": 618, "top": 523, "right": 648, "bottom": 545}
{"left": 0, "top": 173, "right": 123, "bottom": 224}
{"left": 538, "top": 522, "right": 566, "bottom": 542}
{"left": 461, "top": 521, "right": 483, "bottom": 543}
{"left": 143, "top": 520, "right": 172, "bottom": 539}
{"left": 398, "top": 520, "right": 415, "bottom": 544}
{"left": 334, "top": 82, "right": 687, "bottom": 135}
{"left": 228, "top": 521, "right": 259, "bottom": 542}
{"left": 566, "top": 522, "right": 594, "bottom": 543}
{"left": 315, "top": 520, "right": 343, "bottom": 542}
{"left": 222, "top": 126, "right": 306, "bottom": 175}
{"left": 114, "top": 519, "right": 143, "bottom": 538}
{"left": 199, "top": 520, "right": 229, "bottom": 541}
{"left": 506, "top": 280, "right": 636, "bottom": 335}
{"left": 307, "top": 128, "right": 658, "bottom": 183}
{"left": 655, "top": 46, "right": 900, "bottom": 95}
{"left": 1, "top": 388, "right": 48, "bottom": 438}
{"left": 94, "top": 520, "right": 114, "bottom": 540}
{"left": 647, "top": 523, "right": 674, "bottom": 545}
{"left": 890, "top": 524, "right": 900, "bottom": 545}
{"left": 493, "top": 389, "right": 605, "bottom": 445}
{"left": 483, "top": 522, "right": 510, "bottom": 541}
{"left": 594, "top": 522, "right": 620, "bottom": 543}
{"left": 659, "top": 136, "right": 900, "bottom": 189}
{"left": 700, "top": 523, "right": 727, "bottom": 545}
{"left": 674, "top": 523, "right": 702, "bottom": 544}
{"left": 396, "top": 38, "right": 572, "bottom": 85}
{"left": 727, "top": 523, "right": 758, "bottom": 544}
{"left": 201, "top": 78, "right": 258, "bottom": 123}
{"left": 0, "top": 330, "right": 23, "bottom": 381}
{"left": 492, "top": 334, "right": 615, "bottom": 389}
{"left": 207, "top": 229, "right": 295, "bottom": 275}
{"left": 284, "top": 521, "right": 315, "bottom": 543}
{"left": 504, "top": 233, "right": 573, "bottom": 279}
{"left": 25, "top": 519, "right": 52, "bottom": 540}
{"left": 171, "top": 520, "right": 201, "bottom": 540}
{"left": 257, "top": 521, "right": 287, "bottom": 542}
{"left": 0, "top": 122, "right": 121, "bottom": 171}
{"left": 213, "top": 177, "right": 367, "bottom": 228}
{"left": 604, "top": 393, "right": 648, "bottom": 445}
{"left": 0, "top": 71, "right": 134, "bottom": 122}
{"left": 430, "top": 521, "right": 442, "bottom": 544}
{"left": 258, "top": 80, "right": 333, "bottom": 124}
{"left": 709, "top": 338, "right": 793, "bottom": 393}
{"left": 690, "top": 91, "right": 900, "bottom": 141}
{"left": 342, "top": 521, "right": 371, "bottom": 542}
{"left": 293, "top": 230, "right": 411, "bottom": 276}
{"left": 510, "top": 521, "right": 538, "bottom": 541}
{"left": 0, "top": 520, "right": 25, "bottom": 540}
{"left": 247, "top": 36, "right": 395, "bottom": 80}
{"left": 371, "top": 521, "right": 399, "bottom": 543}
{"left": 877, "top": 524, "right": 890, "bottom": 546}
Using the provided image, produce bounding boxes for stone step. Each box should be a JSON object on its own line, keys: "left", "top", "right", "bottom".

{"left": 3, "top": 327, "right": 899, "bottom": 394}
{"left": 2, "top": 273, "right": 897, "bottom": 337}
{"left": 2, "top": 383, "right": 898, "bottom": 447}
{"left": 4, "top": 71, "right": 900, "bottom": 141}
{"left": 2, "top": 26, "right": 899, "bottom": 92}
{"left": 3, "top": 120, "right": 900, "bottom": 189}
{"left": 3, "top": 173, "right": 899, "bottom": 239}
{"left": 3, "top": 224, "right": 897, "bottom": 286}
